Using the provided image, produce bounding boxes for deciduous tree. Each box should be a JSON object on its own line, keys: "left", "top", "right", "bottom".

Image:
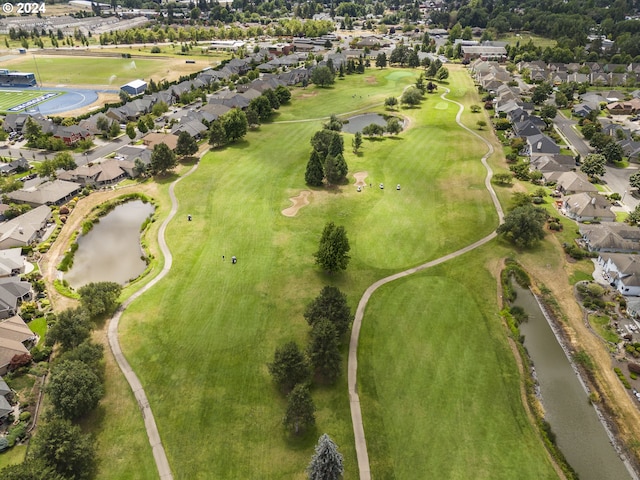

{"left": 221, "top": 108, "right": 248, "bottom": 143}
{"left": 311, "top": 66, "right": 335, "bottom": 87}
{"left": 175, "top": 131, "right": 198, "bottom": 158}
{"left": 400, "top": 87, "right": 423, "bottom": 107}
{"left": 47, "top": 307, "right": 92, "bottom": 351}
{"left": 150, "top": 142, "right": 177, "bottom": 175}
{"left": 580, "top": 153, "right": 606, "bottom": 179}
{"left": 30, "top": 417, "right": 96, "bottom": 480}
{"left": 497, "top": 204, "right": 547, "bottom": 248}
{"left": 78, "top": 281, "right": 122, "bottom": 319}
{"left": 47, "top": 360, "right": 104, "bottom": 420}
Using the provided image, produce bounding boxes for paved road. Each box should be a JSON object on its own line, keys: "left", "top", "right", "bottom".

{"left": 107, "top": 159, "right": 201, "bottom": 480}
{"left": 554, "top": 113, "right": 640, "bottom": 211}
{"left": 348, "top": 89, "right": 504, "bottom": 480}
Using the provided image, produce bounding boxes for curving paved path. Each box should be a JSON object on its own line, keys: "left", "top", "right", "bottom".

{"left": 107, "top": 161, "right": 201, "bottom": 480}
{"left": 348, "top": 88, "right": 505, "bottom": 479}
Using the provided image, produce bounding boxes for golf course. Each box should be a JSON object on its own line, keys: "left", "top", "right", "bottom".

{"left": 88, "top": 65, "right": 559, "bottom": 479}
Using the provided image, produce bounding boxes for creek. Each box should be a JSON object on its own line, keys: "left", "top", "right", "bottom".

{"left": 513, "top": 284, "right": 634, "bottom": 480}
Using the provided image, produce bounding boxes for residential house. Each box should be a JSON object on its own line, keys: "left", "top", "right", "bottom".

{"left": 142, "top": 132, "right": 179, "bottom": 151}
{"left": 53, "top": 125, "right": 93, "bottom": 146}
{"left": 171, "top": 119, "right": 208, "bottom": 139}
{"left": 58, "top": 158, "right": 129, "bottom": 187}
{"left": 599, "top": 253, "right": 640, "bottom": 296}
{"left": 0, "top": 278, "right": 31, "bottom": 322}
{"left": 580, "top": 223, "right": 640, "bottom": 253}
{"left": 6, "top": 180, "right": 81, "bottom": 207}
{"left": 563, "top": 192, "right": 615, "bottom": 222}
{"left": 526, "top": 133, "right": 560, "bottom": 157}
{"left": 0, "top": 248, "right": 26, "bottom": 277}
{"left": 0, "top": 376, "right": 11, "bottom": 418}
{"left": 530, "top": 154, "right": 575, "bottom": 173}
{"left": 554, "top": 171, "right": 598, "bottom": 194}
{"left": 0, "top": 205, "right": 52, "bottom": 249}
{"left": 572, "top": 103, "right": 594, "bottom": 118}
{"left": 606, "top": 98, "right": 640, "bottom": 115}
{"left": 0, "top": 158, "right": 29, "bottom": 176}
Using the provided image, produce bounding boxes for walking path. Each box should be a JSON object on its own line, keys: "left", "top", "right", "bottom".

{"left": 107, "top": 160, "right": 201, "bottom": 480}
{"left": 348, "top": 88, "right": 504, "bottom": 479}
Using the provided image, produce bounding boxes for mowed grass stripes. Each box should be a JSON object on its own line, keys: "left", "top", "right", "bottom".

{"left": 108, "top": 66, "right": 556, "bottom": 479}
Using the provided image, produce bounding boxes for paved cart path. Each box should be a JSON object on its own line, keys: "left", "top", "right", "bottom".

{"left": 348, "top": 88, "right": 504, "bottom": 479}
{"left": 107, "top": 160, "right": 201, "bottom": 480}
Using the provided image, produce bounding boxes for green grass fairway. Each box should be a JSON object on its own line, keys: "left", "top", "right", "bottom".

{"left": 359, "top": 251, "right": 558, "bottom": 479}
{"left": 104, "top": 67, "right": 557, "bottom": 478}
{"left": 5, "top": 56, "right": 201, "bottom": 86}
{"left": 0, "top": 88, "right": 60, "bottom": 113}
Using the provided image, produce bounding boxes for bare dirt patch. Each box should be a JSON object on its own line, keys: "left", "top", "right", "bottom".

{"left": 365, "top": 76, "right": 377, "bottom": 84}
{"left": 282, "top": 190, "right": 311, "bottom": 217}
{"left": 353, "top": 171, "right": 368, "bottom": 187}
{"left": 299, "top": 91, "right": 318, "bottom": 98}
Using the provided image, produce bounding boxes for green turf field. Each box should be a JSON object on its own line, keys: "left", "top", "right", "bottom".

{"left": 0, "top": 88, "right": 60, "bottom": 113}
{"left": 92, "top": 67, "right": 558, "bottom": 479}
{"left": 5, "top": 56, "right": 203, "bottom": 86}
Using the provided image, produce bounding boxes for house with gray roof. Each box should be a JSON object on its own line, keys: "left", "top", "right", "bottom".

{"left": 599, "top": 253, "right": 640, "bottom": 296}
{"left": 0, "top": 205, "right": 51, "bottom": 250}
{"left": 0, "top": 376, "right": 11, "bottom": 418}
{"left": 58, "top": 158, "right": 130, "bottom": 186}
{"left": 0, "top": 248, "right": 25, "bottom": 277}
{"left": 526, "top": 133, "right": 560, "bottom": 157}
{"left": 554, "top": 171, "right": 598, "bottom": 194}
{"left": 563, "top": 192, "right": 615, "bottom": 222}
{"left": 6, "top": 180, "right": 80, "bottom": 207}
{"left": 580, "top": 223, "right": 640, "bottom": 253}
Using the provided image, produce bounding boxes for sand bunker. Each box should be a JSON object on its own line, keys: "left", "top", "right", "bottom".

{"left": 353, "top": 171, "right": 368, "bottom": 187}
{"left": 282, "top": 190, "right": 311, "bottom": 217}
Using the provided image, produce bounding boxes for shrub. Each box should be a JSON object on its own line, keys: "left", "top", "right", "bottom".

{"left": 628, "top": 362, "right": 640, "bottom": 375}
{"left": 19, "top": 411, "right": 31, "bottom": 422}
{"left": 614, "top": 367, "right": 631, "bottom": 388}
{"left": 7, "top": 423, "right": 27, "bottom": 447}
{"left": 0, "top": 436, "right": 8, "bottom": 452}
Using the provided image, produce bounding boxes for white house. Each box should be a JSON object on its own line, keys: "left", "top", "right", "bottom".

{"left": 598, "top": 253, "right": 640, "bottom": 296}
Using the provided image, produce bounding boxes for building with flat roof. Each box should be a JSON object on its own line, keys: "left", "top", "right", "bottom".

{"left": 120, "top": 79, "right": 147, "bottom": 96}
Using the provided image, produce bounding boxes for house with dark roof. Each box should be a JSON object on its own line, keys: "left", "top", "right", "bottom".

{"left": 526, "top": 134, "right": 560, "bottom": 157}
{"left": 53, "top": 125, "right": 93, "bottom": 146}
{"left": 0, "top": 158, "right": 29, "bottom": 176}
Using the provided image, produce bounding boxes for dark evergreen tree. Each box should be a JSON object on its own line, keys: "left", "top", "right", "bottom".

{"left": 307, "top": 319, "right": 341, "bottom": 383}
{"left": 268, "top": 341, "right": 310, "bottom": 393}
{"left": 304, "top": 286, "right": 351, "bottom": 338}
{"left": 283, "top": 384, "right": 316, "bottom": 435}
{"left": 305, "top": 150, "right": 325, "bottom": 186}
{"left": 314, "top": 221, "right": 350, "bottom": 273}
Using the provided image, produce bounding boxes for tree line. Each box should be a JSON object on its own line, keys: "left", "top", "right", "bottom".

{"left": 0, "top": 282, "right": 122, "bottom": 480}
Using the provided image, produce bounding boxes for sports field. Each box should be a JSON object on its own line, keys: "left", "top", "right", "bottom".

{"left": 87, "top": 66, "right": 559, "bottom": 479}
{"left": 2, "top": 55, "right": 207, "bottom": 87}
{"left": 0, "top": 88, "right": 60, "bottom": 113}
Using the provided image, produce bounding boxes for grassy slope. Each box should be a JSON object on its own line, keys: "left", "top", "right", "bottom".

{"left": 107, "top": 67, "right": 556, "bottom": 478}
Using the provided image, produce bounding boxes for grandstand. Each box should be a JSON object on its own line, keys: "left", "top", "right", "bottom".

{"left": 0, "top": 69, "right": 36, "bottom": 88}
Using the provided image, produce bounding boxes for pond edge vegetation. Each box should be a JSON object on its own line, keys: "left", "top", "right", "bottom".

{"left": 54, "top": 193, "right": 157, "bottom": 298}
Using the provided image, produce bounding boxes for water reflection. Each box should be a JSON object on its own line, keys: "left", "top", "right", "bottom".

{"left": 65, "top": 200, "right": 154, "bottom": 288}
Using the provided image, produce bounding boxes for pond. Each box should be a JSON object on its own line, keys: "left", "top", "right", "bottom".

{"left": 513, "top": 284, "right": 634, "bottom": 480}
{"left": 65, "top": 200, "right": 155, "bottom": 288}
{"left": 342, "top": 113, "right": 393, "bottom": 134}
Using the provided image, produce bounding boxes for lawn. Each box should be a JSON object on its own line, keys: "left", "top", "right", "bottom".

{"left": 359, "top": 249, "right": 558, "bottom": 479}
{"left": 4, "top": 56, "right": 204, "bottom": 87}
{"left": 0, "top": 445, "right": 27, "bottom": 470}
{"left": 100, "top": 66, "right": 557, "bottom": 478}
{"left": 0, "top": 88, "right": 60, "bottom": 113}
{"left": 589, "top": 313, "right": 620, "bottom": 344}
{"left": 500, "top": 33, "right": 557, "bottom": 49}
